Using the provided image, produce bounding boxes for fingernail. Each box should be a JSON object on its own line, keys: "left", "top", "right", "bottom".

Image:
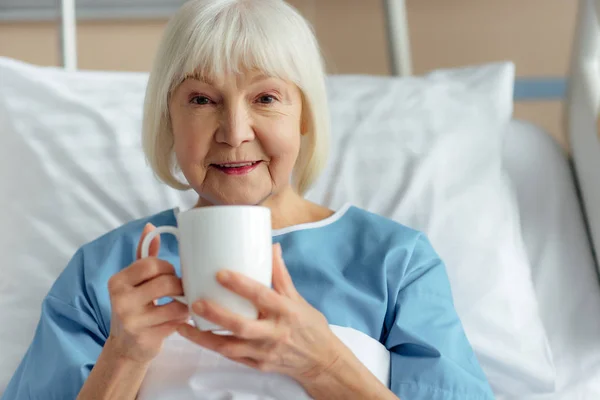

{"left": 276, "top": 243, "right": 283, "bottom": 260}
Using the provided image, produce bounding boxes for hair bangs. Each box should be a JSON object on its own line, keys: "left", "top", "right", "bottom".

{"left": 177, "top": 1, "right": 301, "bottom": 87}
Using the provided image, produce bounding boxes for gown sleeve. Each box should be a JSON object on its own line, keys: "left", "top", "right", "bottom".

{"left": 2, "top": 249, "right": 107, "bottom": 400}
{"left": 385, "top": 234, "right": 495, "bottom": 399}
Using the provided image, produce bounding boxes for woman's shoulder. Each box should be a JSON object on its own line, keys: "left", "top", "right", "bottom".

{"left": 48, "top": 208, "right": 178, "bottom": 300}
{"left": 343, "top": 207, "right": 446, "bottom": 294}
{"left": 345, "top": 206, "right": 439, "bottom": 262}
{"left": 291, "top": 204, "right": 436, "bottom": 266}
{"left": 81, "top": 208, "right": 178, "bottom": 257}
{"left": 340, "top": 205, "right": 425, "bottom": 244}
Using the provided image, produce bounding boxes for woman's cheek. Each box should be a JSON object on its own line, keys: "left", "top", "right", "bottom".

{"left": 262, "top": 133, "right": 299, "bottom": 169}
{"left": 268, "top": 142, "right": 301, "bottom": 186}
{"left": 176, "top": 116, "right": 215, "bottom": 154}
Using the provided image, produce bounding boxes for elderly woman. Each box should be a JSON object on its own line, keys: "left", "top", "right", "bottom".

{"left": 3, "top": 1, "right": 494, "bottom": 399}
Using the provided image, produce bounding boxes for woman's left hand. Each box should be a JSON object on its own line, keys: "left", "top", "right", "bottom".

{"left": 176, "top": 243, "right": 347, "bottom": 385}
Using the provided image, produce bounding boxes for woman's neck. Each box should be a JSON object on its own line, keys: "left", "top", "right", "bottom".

{"left": 262, "top": 187, "right": 315, "bottom": 230}
{"left": 194, "top": 186, "right": 333, "bottom": 230}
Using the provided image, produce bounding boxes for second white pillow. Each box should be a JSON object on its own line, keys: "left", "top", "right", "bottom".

{"left": 307, "top": 62, "right": 555, "bottom": 395}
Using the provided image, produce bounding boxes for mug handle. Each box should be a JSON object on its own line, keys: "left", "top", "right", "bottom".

{"left": 140, "top": 226, "right": 188, "bottom": 305}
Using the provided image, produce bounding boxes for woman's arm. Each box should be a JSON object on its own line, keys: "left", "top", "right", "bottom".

{"left": 78, "top": 223, "right": 190, "bottom": 399}
{"left": 2, "top": 263, "right": 108, "bottom": 400}
{"left": 383, "top": 234, "right": 494, "bottom": 399}
{"left": 2, "top": 224, "right": 188, "bottom": 400}
{"left": 298, "top": 341, "right": 399, "bottom": 400}
{"left": 76, "top": 338, "right": 150, "bottom": 400}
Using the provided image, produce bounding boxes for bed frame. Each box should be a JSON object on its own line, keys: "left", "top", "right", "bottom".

{"left": 568, "top": 0, "right": 600, "bottom": 265}
{"left": 56, "top": 0, "right": 600, "bottom": 266}
{"left": 56, "top": 0, "right": 414, "bottom": 75}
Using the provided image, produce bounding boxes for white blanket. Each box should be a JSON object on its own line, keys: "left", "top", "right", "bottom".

{"left": 137, "top": 325, "right": 390, "bottom": 399}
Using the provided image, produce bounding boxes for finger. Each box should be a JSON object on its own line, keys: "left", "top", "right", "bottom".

{"left": 176, "top": 323, "right": 264, "bottom": 360}
{"left": 115, "top": 258, "right": 177, "bottom": 288}
{"left": 216, "top": 270, "right": 289, "bottom": 315}
{"left": 130, "top": 300, "right": 189, "bottom": 330}
{"left": 136, "top": 223, "right": 161, "bottom": 260}
{"left": 191, "top": 299, "right": 272, "bottom": 339}
{"left": 271, "top": 243, "right": 298, "bottom": 299}
{"left": 135, "top": 274, "right": 184, "bottom": 305}
{"left": 150, "top": 319, "right": 191, "bottom": 340}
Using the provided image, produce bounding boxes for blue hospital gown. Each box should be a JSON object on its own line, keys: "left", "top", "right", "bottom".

{"left": 3, "top": 205, "right": 494, "bottom": 399}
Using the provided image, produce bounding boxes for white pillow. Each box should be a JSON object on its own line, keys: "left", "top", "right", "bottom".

{"left": 0, "top": 57, "right": 553, "bottom": 396}
{"left": 306, "top": 63, "right": 555, "bottom": 395}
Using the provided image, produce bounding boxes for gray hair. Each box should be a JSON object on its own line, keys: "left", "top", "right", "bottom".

{"left": 142, "top": 0, "right": 330, "bottom": 195}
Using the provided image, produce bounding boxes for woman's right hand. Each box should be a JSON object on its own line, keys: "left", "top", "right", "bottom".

{"left": 105, "top": 223, "right": 190, "bottom": 365}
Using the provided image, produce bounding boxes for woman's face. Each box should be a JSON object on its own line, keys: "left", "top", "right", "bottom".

{"left": 169, "top": 70, "right": 303, "bottom": 205}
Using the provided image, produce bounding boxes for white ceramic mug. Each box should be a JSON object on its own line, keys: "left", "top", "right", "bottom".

{"left": 140, "top": 206, "right": 272, "bottom": 334}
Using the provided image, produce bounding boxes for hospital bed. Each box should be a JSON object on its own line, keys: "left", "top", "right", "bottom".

{"left": 1, "top": 0, "right": 600, "bottom": 398}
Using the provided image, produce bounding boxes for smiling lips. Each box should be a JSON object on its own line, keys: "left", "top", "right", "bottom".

{"left": 211, "top": 161, "right": 262, "bottom": 175}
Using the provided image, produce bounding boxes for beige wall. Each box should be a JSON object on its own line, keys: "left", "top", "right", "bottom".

{"left": 407, "top": 0, "right": 578, "bottom": 151}
{"left": 0, "top": 0, "right": 578, "bottom": 150}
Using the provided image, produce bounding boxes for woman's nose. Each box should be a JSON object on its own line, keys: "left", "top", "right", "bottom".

{"left": 215, "top": 106, "right": 255, "bottom": 147}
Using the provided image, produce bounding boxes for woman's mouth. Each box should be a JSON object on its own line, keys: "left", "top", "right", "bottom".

{"left": 211, "top": 161, "right": 262, "bottom": 175}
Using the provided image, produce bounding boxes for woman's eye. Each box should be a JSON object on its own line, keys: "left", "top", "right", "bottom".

{"left": 190, "top": 95, "right": 212, "bottom": 105}
{"left": 257, "top": 95, "right": 277, "bottom": 104}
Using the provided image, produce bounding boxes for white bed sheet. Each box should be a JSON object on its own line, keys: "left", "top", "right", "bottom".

{"left": 501, "top": 120, "right": 600, "bottom": 399}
